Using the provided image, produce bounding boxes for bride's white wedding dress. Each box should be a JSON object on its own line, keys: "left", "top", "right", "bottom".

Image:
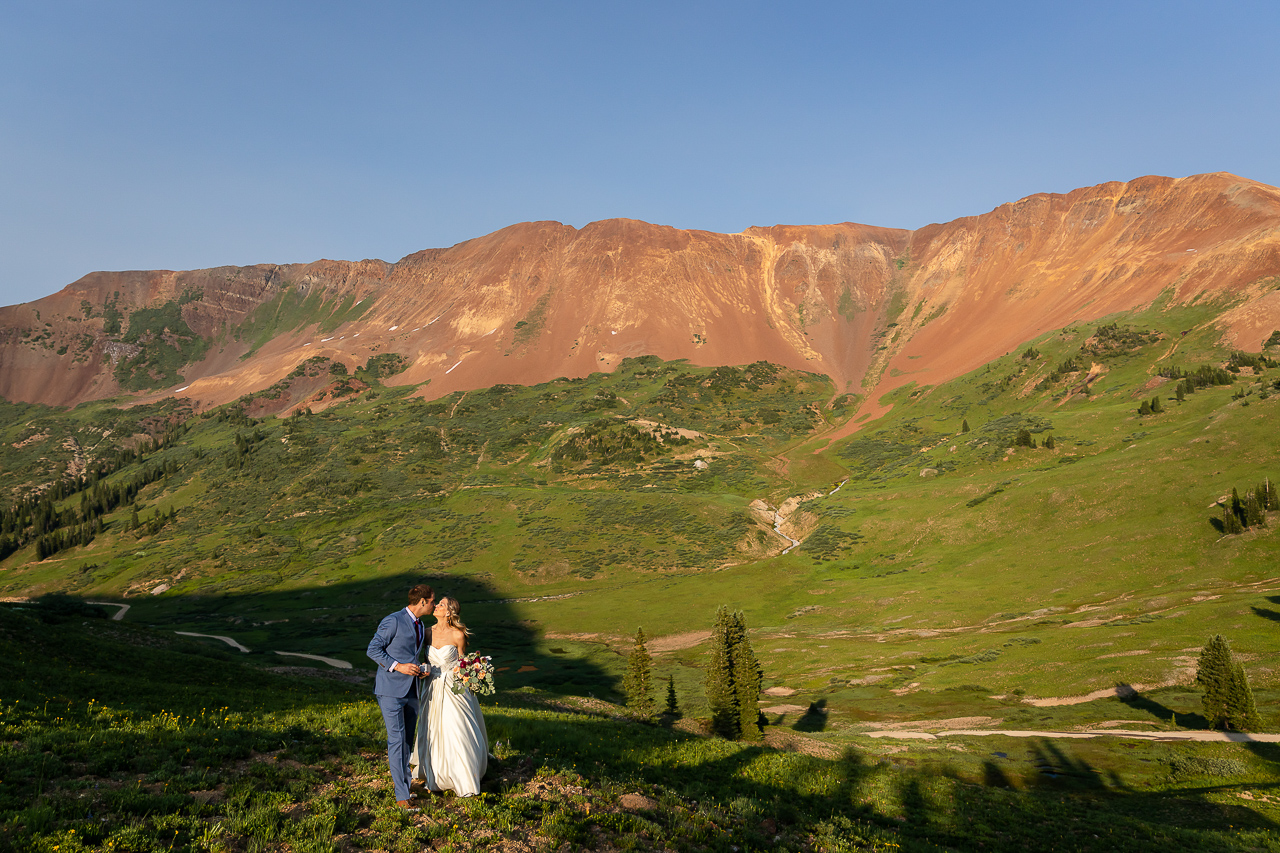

{"left": 409, "top": 644, "right": 488, "bottom": 796}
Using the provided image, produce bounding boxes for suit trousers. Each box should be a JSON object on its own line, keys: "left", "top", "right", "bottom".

{"left": 376, "top": 683, "right": 419, "bottom": 802}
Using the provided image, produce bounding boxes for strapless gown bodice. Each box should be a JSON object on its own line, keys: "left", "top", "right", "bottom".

{"left": 427, "top": 643, "right": 459, "bottom": 672}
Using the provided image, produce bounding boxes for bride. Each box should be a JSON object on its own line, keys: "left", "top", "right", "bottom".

{"left": 409, "top": 596, "right": 488, "bottom": 796}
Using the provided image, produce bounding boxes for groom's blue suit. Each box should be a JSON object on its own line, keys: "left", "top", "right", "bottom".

{"left": 367, "top": 607, "right": 426, "bottom": 803}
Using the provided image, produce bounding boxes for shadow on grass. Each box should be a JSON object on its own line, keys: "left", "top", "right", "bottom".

{"left": 78, "top": 570, "right": 618, "bottom": 701}
{"left": 488, "top": 699, "right": 1280, "bottom": 852}
{"left": 1027, "top": 739, "right": 1126, "bottom": 791}
{"left": 1251, "top": 606, "right": 1280, "bottom": 624}
{"left": 792, "top": 699, "right": 828, "bottom": 733}
{"left": 1117, "top": 683, "right": 1211, "bottom": 730}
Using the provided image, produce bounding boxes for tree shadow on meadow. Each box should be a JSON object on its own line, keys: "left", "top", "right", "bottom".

{"left": 1251, "top": 595, "right": 1280, "bottom": 624}
{"left": 69, "top": 570, "right": 618, "bottom": 702}
{"left": 792, "top": 699, "right": 828, "bottom": 733}
{"left": 1116, "top": 683, "right": 1211, "bottom": 730}
{"left": 488, "top": 701, "right": 1280, "bottom": 851}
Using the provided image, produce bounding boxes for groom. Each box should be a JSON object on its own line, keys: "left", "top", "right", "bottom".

{"left": 367, "top": 583, "right": 434, "bottom": 811}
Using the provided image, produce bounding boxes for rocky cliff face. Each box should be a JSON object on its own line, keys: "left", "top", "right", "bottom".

{"left": 2, "top": 172, "right": 1278, "bottom": 413}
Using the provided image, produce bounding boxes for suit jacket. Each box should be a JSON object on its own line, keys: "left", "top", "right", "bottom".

{"left": 367, "top": 608, "right": 426, "bottom": 697}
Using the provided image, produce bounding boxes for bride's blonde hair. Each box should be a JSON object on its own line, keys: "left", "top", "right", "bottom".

{"left": 438, "top": 596, "right": 470, "bottom": 635}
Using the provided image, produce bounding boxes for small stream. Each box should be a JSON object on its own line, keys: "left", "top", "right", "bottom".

{"left": 771, "top": 478, "right": 849, "bottom": 556}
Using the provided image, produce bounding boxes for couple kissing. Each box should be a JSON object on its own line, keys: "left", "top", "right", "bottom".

{"left": 366, "top": 584, "right": 489, "bottom": 810}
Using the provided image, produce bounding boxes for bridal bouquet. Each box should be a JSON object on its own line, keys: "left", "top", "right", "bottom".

{"left": 450, "top": 652, "right": 496, "bottom": 696}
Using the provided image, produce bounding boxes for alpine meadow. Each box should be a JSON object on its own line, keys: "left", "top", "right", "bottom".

{"left": 2, "top": 173, "right": 1280, "bottom": 852}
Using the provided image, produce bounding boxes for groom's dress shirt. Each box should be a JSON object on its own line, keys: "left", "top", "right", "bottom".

{"left": 390, "top": 607, "right": 423, "bottom": 671}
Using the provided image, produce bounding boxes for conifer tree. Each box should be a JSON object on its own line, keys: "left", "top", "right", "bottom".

{"left": 664, "top": 674, "right": 679, "bottom": 716}
{"left": 1150, "top": 395, "right": 1163, "bottom": 413}
{"left": 960, "top": 419, "right": 970, "bottom": 434}
{"left": 1197, "top": 635, "right": 1261, "bottom": 731}
{"left": 1176, "top": 384, "right": 1185, "bottom": 403}
{"left": 1198, "top": 634, "right": 1234, "bottom": 727}
{"left": 1245, "top": 491, "right": 1266, "bottom": 528}
{"left": 706, "top": 606, "right": 740, "bottom": 738}
{"left": 1044, "top": 433, "right": 1055, "bottom": 450}
{"left": 1267, "top": 478, "right": 1279, "bottom": 512}
{"left": 1228, "top": 662, "right": 1263, "bottom": 732}
{"left": 624, "top": 627, "right": 654, "bottom": 718}
{"left": 704, "top": 606, "right": 764, "bottom": 740}
{"left": 731, "top": 610, "right": 763, "bottom": 742}
{"left": 1138, "top": 400, "right": 1152, "bottom": 416}
{"left": 1223, "top": 507, "right": 1244, "bottom": 535}
{"left": 1231, "top": 488, "right": 1245, "bottom": 528}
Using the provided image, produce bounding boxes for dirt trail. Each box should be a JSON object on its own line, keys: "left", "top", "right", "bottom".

{"left": 90, "top": 605, "right": 355, "bottom": 668}
{"left": 175, "top": 631, "right": 251, "bottom": 653}
{"left": 867, "top": 728, "right": 1280, "bottom": 743}
{"left": 87, "top": 601, "right": 130, "bottom": 621}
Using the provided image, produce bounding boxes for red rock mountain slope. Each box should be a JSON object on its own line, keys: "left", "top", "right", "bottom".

{"left": 2, "top": 173, "right": 1278, "bottom": 414}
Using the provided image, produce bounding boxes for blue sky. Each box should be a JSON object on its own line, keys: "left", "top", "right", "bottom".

{"left": 2, "top": 1, "right": 1277, "bottom": 307}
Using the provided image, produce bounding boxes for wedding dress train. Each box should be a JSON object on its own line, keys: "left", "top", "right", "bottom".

{"left": 409, "top": 644, "right": 488, "bottom": 796}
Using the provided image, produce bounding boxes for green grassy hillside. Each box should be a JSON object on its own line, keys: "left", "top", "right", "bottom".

{"left": 1, "top": 301, "right": 1278, "bottom": 739}
{"left": 4, "top": 604, "right": 1279, "bottom": 853}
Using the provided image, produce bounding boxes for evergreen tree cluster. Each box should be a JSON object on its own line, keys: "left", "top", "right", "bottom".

{"left": 705, "top": 606, "right": 763, "bottom": 741}
{"left": 1196, "top": 634, "right": 1262, "bottom": 731}
{"left": 1080, "top": 322, "right": 1160, "bottom": 356}
{"left": 551, "top": 419, "right": 667, "bottom": 467}
{"left": 1158, "top": 363, "right": 1235, "bottom": 395}
{"left": 1137, "top": 395, "right": 1164, "bottom": 416}
{"left": 1045, "top": 355, "right": 1082, "bottom": 383}
{"left": 1013, "top": 428, "right": 1054, "bottom": 449}
{"left": 1226, "top": 350, "right": 1279, "bottom": 372}
{"left": 227, "top": 428, "right": 269, "bottom": 470}
{"left": 0, "top": 457, "right": 179, "bottom": 562}
{"left": 1219, "top": 479, "right": 1278, "bottom": 535}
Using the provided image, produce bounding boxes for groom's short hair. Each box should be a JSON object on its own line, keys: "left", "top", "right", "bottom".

{"left": 408, "top": 584, "right": 434, "bottom": 606}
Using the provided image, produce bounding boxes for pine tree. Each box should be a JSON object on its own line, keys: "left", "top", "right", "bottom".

{"left": 704, "top": 607, "right": 763, "bottom": 740}
{"left": 1150, "top": 395, "right": 1163, "bottom": 413}
{"left": 623, "top": 627, "right": 654, "bottom": 718}
{"left": 1138, "top": 400, "right": 1152, "bottom": 416}
{"left": 1223, "top": 507, "right": 1244, "bottom": 535}
{"left": 1267, "top": 478, "right": 1279, "bottom": 512}
{"left": 1044, "top": 433, "right": 1055, "bottom": 450}
{"left": 664, "top": 674, "right": 679, "bottom": 717}
{"left": 1231, "top": 488, "right": 1246, "bottom": 529}
{"left": 1197, "top": 634, "right": 1235, "bottom": 728}
{"left": 960, "top": 419, "right": 970, "bottom": 434}
{"left": 1197, "top": 635, "right": 1260, "bottom": 731}
{"left": 731, "top": 611, "right": 763, "bottom": 742}
{"left": 1228, "top": 662, "right": 1263, "bottom": 732}
{"left": 1175, "top": 384, "right": 1185, "bottom": 402}
{"left": 1245, "top": 491, "right": 1265, "bottom": 528}
{"left": 706, "top": 606, "right": 741, "bottom": 739}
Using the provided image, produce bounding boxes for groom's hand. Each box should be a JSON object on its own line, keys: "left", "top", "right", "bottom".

{"left": 393, "top": 662, "right": 422, "bottom": 677}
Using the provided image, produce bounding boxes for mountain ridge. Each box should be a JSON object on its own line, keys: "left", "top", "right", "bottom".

{"left": 1, "top": 172, "right": 1277, "bottom": 413}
